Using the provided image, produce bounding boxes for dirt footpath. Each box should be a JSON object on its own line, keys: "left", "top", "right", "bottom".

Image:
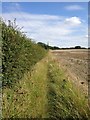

{"left": 51, "top": 49, "right": 88, "bottom": 94}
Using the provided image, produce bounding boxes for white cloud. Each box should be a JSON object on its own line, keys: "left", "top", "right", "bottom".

{"left": 65, "top": 17, "right": 82, "bottom": 26}
{"left": 2, "top": 12, "right": 88, "bottom": 48}
{"left": 65, "top": 5, "right": 84, "bottom": 10}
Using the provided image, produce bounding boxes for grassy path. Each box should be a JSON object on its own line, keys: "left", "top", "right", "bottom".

{"left": 2, "top": 53, "right": 90, "bottom": 119}
{"left": 2, "top": 57, "right": 48, "bottom": 118}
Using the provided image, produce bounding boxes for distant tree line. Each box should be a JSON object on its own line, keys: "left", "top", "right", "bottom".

{"left": 37, "top": 42, "right": 60, "bottom": 50}
{"left": 37, "top": 42, "right": 87, "bottom": 50}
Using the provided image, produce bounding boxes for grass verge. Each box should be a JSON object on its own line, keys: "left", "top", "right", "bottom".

{"left": 47, "top": 57, "right": 90, "bottom": 119}
{"left": 2, "top": 53, "right": 90, "bottom": 119}
{"left": 2, "top": 57, "right": 48, "bottom": 118}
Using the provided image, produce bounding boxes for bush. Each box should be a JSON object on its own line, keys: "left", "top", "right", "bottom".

{"left": 1, "top": 19, "right": 47, "bottom": 87}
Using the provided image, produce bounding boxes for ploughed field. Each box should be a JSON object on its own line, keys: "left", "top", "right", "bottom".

{"left": 51, "top": 49, "right": 89, "bottom": 94}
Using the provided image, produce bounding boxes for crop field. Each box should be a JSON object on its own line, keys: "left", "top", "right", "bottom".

{"left": 51, "top": 49, "right": 89, "bottom": 94}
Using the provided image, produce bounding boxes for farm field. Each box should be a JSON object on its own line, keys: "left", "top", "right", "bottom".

{"left": 2, "top": 2, "right": 89, "bottom": 119}
{"left": 51, "top": 49, "right": 89, "bottom": 94}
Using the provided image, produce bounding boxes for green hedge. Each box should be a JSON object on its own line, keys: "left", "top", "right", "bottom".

{"left": 1, "top": 20, "right": 47, "bottom": 87}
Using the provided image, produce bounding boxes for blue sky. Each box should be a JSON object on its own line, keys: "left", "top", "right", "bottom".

{"left": 2, "top": 2, "right": 88, "bottom": 47}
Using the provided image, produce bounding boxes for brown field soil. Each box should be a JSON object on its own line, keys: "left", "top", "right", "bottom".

{"left": 51, "top": 49, "right": 89, "bottom": 95}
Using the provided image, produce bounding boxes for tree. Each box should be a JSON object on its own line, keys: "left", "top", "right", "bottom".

{"left": 75, "top": 46, "right": 81, "bottom": 49}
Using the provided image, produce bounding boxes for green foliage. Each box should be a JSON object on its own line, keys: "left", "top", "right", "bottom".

{"left": 47, "top": 60, "right": 90, "bottom": 119}
{"left": 2, "top": 53, "right": 90, "bottom": 119}
{"left": 1, "top": 19, "right": 47, "bottom": 87}
{"left": 2, "top": 58, "right": 48, "bottom": 118}
{"left": 37, "top": 42, "right": 60, "bottom": 50}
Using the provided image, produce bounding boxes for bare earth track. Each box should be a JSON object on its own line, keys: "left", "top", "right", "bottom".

{"left": 51, "top": 49, "right": 88, "bottom": 94}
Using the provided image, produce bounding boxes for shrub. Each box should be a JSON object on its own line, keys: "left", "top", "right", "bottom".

{"left": 1, "top": 19, "right": 47, "bottom": 87}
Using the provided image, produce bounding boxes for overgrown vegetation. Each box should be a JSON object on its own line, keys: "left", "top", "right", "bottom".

{"left": 47, "top": 59, "right": 90, "bottom": 119}
{"left": 2, "top": 58, "right": 48, "bottom": 118}
{"left": 2, "top": 53, "right": 90, "bottom": 119}
{"left": 1, "top": 19, "right": 47, "bottom": 87}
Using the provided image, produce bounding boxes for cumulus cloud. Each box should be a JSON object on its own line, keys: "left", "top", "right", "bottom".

{"left": 65, "top": 5, "right": 84, "bottom": 10}
{"left": 65, "top": 17, "right": 82, "bottom": 26}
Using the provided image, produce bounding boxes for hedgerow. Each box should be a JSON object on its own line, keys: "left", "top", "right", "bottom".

{"left": 1, "top": 19, "right": 47, "bottom": 87}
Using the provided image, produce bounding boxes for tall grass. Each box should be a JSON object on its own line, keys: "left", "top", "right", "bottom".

{"left": 2, "top": 58, "right": 48, "bottom": 118}
{"left": 2, "top": 53, "right": 90, "bottom": 119}
{"left": 47, "top": 59, "right": 90, "bottom": 119}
